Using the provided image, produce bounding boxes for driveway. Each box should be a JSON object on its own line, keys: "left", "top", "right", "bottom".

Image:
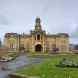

{"left": 0, "top": 55, "right": 45, "bottom": 78}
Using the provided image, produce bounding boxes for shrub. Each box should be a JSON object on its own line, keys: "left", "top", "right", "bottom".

{"left": 57, "top": 58, "right": 78, "bottom": 68}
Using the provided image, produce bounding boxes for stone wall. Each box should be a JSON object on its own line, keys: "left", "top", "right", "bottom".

{"left": 0, "top": 47, "right": 8, "bottom": 57}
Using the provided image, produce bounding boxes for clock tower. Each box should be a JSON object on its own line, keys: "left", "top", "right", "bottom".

{"left": 35, "top": 17, "right": 42, "bottom": 31}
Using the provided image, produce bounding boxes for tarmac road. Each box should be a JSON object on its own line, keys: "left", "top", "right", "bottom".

{"left": 0, "top": 55, "right": 44, "bottom": 78}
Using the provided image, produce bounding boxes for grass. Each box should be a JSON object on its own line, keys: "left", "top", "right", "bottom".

{"left": 27, "top": 52, "right": 51, "bottom": 57}
{"left": 16, "top": 54, "right": 78, "bottom": 78}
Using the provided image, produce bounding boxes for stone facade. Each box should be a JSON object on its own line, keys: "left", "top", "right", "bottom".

{"left": 4, "top": 17, "right": 69, "bottom": 53}
{"left": 0, "top": 47, "right": 8, "bottom": 57}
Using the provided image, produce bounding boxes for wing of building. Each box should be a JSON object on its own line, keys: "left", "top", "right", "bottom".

{"left": 4, "top": 17, "right": 69, "bottom": 53}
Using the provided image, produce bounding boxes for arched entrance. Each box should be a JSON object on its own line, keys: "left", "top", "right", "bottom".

{"left": 35, "top": 44, "right": 42, "bottom": 52}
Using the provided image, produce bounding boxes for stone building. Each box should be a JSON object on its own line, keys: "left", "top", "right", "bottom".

{"left": 4, "top": 17, "right": 69, "bottom": 53}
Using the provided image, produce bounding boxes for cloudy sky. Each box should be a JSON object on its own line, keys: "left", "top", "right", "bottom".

{"left": 0, "top": 0, "right": 78, "bottom": 44}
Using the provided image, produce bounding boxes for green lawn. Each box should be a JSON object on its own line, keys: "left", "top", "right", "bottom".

{"left": 16, "top": 54, "right": 78, "bottom": 78}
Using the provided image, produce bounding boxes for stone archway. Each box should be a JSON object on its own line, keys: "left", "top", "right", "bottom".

{"left": 35, "top": 44, "right": 42, "bottom": 52}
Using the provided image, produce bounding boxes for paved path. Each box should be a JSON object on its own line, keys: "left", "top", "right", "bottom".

{"left": 0, "top": 55, "right": 45, "bottom": 78}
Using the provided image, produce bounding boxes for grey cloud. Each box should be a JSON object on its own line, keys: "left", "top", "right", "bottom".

{"left": 0, "top": 0, "right": 78, "bottom": 44}
{"left": 71, "top": 26, "right": 78, "bottom": 38}
{"left": 0, "top": 15, "right": 9, "bottom": 25}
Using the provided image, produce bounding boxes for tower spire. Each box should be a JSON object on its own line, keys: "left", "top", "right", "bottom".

{"left": 35, "top": 17, "right": 42, "bottom": 31}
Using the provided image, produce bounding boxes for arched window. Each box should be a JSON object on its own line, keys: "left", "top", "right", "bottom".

{"left": 37, "top": 34, "right": 40, "bottom": 40}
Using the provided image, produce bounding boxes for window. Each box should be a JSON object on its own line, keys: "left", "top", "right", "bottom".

{"left": 20, "top": 44, "right": 24, "bottom": 50}
{"left": 35, "top": 36, "right": 36, "bottom": 40}
{"left": 37, "top": 34, "right": 40, "bottom": 40}
{"left": 10, "top": 43, "right": 13, "bottom": 48}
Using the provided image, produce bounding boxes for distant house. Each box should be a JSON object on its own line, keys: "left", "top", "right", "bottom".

{"left": 69, "top": 44, "right": 78, "bottom": 53}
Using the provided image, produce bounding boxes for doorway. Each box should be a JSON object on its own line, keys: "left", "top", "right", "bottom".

{"left": 35, "top": 44, "right": 42, "bottom": 52}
